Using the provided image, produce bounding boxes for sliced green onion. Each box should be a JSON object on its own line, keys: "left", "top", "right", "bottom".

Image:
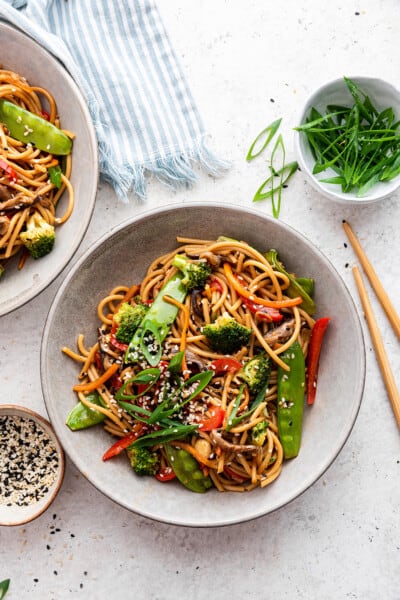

{"left": 246, "top": 118, "right": 282, "bottom": 161}
{"left": 253, "top": 161, "right": 298, "bottom": 204}
{"left": 0, "top": 580, "right": 10, "bottom": 600}
{"left": 296, "top": 76, "right": 400, "bottom": 196}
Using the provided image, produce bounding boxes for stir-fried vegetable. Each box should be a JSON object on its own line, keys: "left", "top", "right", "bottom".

{"left": 307, "top": 317, "right": 331, "bottom": 405}
{"left": 125, "top": 254, "right": 210, "bottom": 365}
{"left": 265, "top": 249, "right": 316, "bottom": 315}
{"left": 0, "top": 98, "right": 72, "bottom": 155}
{"left": 164, "top": 444, "right": 213, "bottom": 493}
{"left": 66, "top": 391, "right": 106, "bottom": 430}
{"left": 277, "top": 341, "right": 306, "bottom": 459}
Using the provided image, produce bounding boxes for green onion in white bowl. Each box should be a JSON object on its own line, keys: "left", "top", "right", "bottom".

{"left": 294, "top": 76, "right": 400, "bottom": 204}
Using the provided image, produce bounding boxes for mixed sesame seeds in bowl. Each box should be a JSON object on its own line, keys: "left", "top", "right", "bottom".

{"left": 0, "top": 405, "right": 65, "bottom": 526}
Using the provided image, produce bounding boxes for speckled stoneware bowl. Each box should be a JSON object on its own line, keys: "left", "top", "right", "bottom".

{"left": 0, "top": 22, "right": 98, "bottom": 316}
{"left": 41, "top": 203, "right": 365, "bottom": 527}
{"left": 295, "top": 76, "right": 400, "bottom": 205}
{"left": 0, "top": 404, "right": 65, "bottom": 526}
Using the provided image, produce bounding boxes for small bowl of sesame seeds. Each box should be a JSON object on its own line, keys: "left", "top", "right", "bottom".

{"left": 0, "top": 405, "right": 65, "bottom": 526}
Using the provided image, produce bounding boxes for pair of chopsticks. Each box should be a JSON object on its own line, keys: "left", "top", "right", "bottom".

{"left": 343, "top": 220, "right": 400, "bottom": 429}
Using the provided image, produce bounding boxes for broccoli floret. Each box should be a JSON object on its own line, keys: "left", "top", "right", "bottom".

{"left": 113, "top": 301, "right": 149, "bottom": 344}
{"left": 203, "top": 312, "right": 252, "bottom": 354}
{"left": 126, "top": 445, "right": 160, "bottom": 476}
{"left": 251, "top": 420, "right": 269, "bottom": 447}
{"left": 19, "top": 212, "right": 55, "bottom": 259}
{"left": 240, "top": 354, "right": 271, "bottom": 396}
{"left": 172, "top": 253, "right": 212, "bottom": 291}
{"left": 0, "top": 264, "right": 4, "bottom": 279}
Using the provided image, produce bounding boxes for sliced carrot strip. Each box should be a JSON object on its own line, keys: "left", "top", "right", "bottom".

{"left": 223, "top": 262, "right": 303, "bottom": 309}
{"left": 171, "top": 441, "right": 218, "bottom": 469}
{"left": 73, "top": 362, "right": 119, "bottom": 392}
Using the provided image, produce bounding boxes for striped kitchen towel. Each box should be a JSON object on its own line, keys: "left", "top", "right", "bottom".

{"left": 0, "top": 0, "right": 229, "bottom": 200}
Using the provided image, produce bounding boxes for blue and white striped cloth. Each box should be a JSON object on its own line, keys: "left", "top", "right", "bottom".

{"left": 0, "top": 0, "right": 228, "bottom": 200}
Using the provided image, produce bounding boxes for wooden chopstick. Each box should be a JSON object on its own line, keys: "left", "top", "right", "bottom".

{"left": 352, "top": 265, "right": 400, "bottom": 429}
{"left": 343, "top": 220, "right": 400, "bottom": 340}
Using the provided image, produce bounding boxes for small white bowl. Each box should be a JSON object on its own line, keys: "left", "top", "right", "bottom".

{"left": 0, "top": 405, "right": 65, "bottom": 526}
{"left": 295, "top": 76, "right": 400, "bottom": 205}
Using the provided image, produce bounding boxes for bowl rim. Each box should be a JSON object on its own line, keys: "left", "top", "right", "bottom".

{"left": 0, "top": 404, "right": 65, "bottom": 526}
{"left": 40, "top": 201, "right": 366, "bottom": 527}
{"left": 0, "top": 21, "right": 99, "bottom": 316}
{"left": 294, "top": 75, "right": 400, "bottom": 204}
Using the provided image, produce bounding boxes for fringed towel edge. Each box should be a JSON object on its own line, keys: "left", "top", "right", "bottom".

{"left": 99, "top": 137, "right": 231, "bottom": 202}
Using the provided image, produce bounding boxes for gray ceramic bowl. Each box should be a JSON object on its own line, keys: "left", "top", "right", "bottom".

{"left": 0, "top": 22, "right": 98, "bottom": 316}
{"left": 41, "top": 203, "right": 365, "bottom": 527}
{"left": 294, "top": 76, "right": 400, "bottom": 205}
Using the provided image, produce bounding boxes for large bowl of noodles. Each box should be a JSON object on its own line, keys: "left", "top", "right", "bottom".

{"left": 0, "top": 22, "right": 98, "bottom": 316}
{"left": 41, "top": 202, "right": 365, "bottom": 527}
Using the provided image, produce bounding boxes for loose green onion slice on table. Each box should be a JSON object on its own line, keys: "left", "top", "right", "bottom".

{"left": 247, "top": 118, "right": 298, "bottom": 218}
{"left": 246, "top": 117, "right": 282, "bottom": 161}
{"left": 295, "top": 76, "right": 400, "bottom": 196}
{"left": 0, "top": 579, "right": 10, "bottom": 600}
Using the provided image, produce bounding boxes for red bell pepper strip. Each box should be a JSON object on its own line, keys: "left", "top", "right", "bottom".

{"left": 155, "top": 466, "right": 177, "bottom": 482}
{"left": 109, "top": 322, "right": 129, "bottom": 352}
{"left": 210, "top": 357, "right": 242, "bottom": 374}
{"left": 0, "top": 158, "right": 17, "bottom": 182}
{"left": 240, "top": 296, "right": 283, "bottom": 322}
{"left": 94, "top": 350, "right": 103, "bottom": 372}
{"left": 102, "top": 423, "right": 145, "bottom": 461}
{"left": 208, "top": 277, "right": 223, "bottom": 293}
{"left": 223, "top": 465, "right": 248, "bottom": 482}
{"left": 110, "top": 373, "right": 123, "bottom": 393}
{"left": 307, "top": 317, "right": 331, "bottom": 405}
{"left": 197, "top": 406, "right": 225, "bottom": 431}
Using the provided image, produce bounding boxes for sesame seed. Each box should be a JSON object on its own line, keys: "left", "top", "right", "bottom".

{"left": 0, "top": 415, "right": 59, "bottom": 507}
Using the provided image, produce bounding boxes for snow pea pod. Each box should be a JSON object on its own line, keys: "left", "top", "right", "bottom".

{"left": 165, "top": 444, "right": 213, "bottom": 493}
{"left": 277, "top": 340, "right": 306, "bottom": 459}
{"left": 66, "top": 391, "right": 106, "bottom": 430}
{"left": 0, "top": 98, "right": 72, "bottom": 155}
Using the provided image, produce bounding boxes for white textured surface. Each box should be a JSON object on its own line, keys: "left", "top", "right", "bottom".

{"left": 1, "top": 1, "right": 400, "bottom": 598}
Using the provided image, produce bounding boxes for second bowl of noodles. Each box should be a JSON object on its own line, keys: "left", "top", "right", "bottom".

{"left": 41, "top": 202, "right": 365, "bottom": 527}
{"left": 0, "top": 22, "right": 98, "bottom": 315}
